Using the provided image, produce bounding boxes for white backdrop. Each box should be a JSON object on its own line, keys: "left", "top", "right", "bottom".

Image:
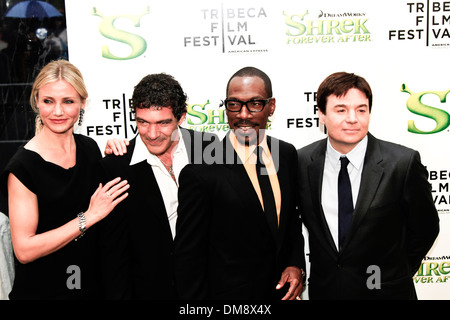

{"left": 65, "top": 0, "right": 450, "bottom": 299}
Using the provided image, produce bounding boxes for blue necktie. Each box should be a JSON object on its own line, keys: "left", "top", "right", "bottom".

{"left": 255, "top": 146, "right": 278, "bottom": 238}
{"left": 338, "top": 156, "right": 353, "bottom": 250}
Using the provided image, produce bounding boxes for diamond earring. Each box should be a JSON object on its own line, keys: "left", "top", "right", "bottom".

{"left": 78, "top": 109, "right": 85, "bottom": 126}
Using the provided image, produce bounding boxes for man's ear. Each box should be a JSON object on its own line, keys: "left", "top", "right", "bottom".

{"left": 178, "top": 111, "right": 187, "bottom": 125}
{"left": 318, "top": 108, "right": 326, "bottom": 125}
{"left": 268, "top": 98, "right": 276, "bottom": 117}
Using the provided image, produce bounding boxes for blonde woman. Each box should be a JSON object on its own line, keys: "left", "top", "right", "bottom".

{"left": 1, "top": 60, "right": 129, "bottom": 299}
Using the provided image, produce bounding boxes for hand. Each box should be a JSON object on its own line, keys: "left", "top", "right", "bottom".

{"left": 85, "top": 177, "right": 130, "bottom": 226}
{"left": 105, "top": 138, "right": 129, "bottom": 156}
{"left": 276, "top": 266, "right": 304, "bottom": 300}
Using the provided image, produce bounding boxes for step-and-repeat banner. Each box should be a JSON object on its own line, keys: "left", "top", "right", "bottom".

{"left": 65, "top": 0, "right": 449, "bottom": 299}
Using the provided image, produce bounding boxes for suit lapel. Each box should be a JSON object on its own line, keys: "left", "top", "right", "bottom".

{"left": 306, "top": 134, "right": 385, "bottom": 253}
{"left": 273, "top": 138, "right": 286, "bottom": 230}
{"left": 308, "top": 139, "right": 338, "bottom": 252}
{"left": 272, "top": 138, "right": 294, "bottom": 248}
{"left": 344, "top": 133, "right": 384, "bottom": 247}
{"left": 222, "top": 136, "right": 275, "bottom": 240}
{"left": 129, "top": 159, "right": 174, "bottom": 242}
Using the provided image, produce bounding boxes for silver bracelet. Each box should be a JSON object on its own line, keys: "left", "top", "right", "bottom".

{"left": 75, "top": 212, "right": 86, "bottom": 241}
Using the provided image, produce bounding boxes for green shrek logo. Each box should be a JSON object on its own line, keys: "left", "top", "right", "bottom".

{"left": 402, "top": 84, "right": 450, "bottom": 134}
{"left": 186, "top": 100, "right": 229, "bottom": 133}
{"left": 92, "top": 7, "right": 150, "bottom": 60}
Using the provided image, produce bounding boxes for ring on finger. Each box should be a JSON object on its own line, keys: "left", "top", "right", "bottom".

{"left": 106, "top": 192, "right": 112, "bottom": 198}
{"left": 295, "top": 296, "right": 301, "bottom": 300}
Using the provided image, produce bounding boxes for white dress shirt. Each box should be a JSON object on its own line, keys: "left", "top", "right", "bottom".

{"left": 130, "top": 128, "right": 189, "bottom": 239}
{"left": 321, "top": 135, "right": 368, "bottom": 249}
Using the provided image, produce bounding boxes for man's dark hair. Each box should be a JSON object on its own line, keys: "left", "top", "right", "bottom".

{"left": 132, "top": 73, "right": 187, "bottom": 120}
{"left": 317, "top": 72, "right": 373, "bottom": 114}
{"left": 226, "top": 66, "right": 273, "bottom": 98}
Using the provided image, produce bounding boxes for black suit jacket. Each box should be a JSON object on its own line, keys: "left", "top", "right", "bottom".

{"left": 297, "top": 132, "right": 439, "bottom": 299}
{"left": 96, "top": 127, "right": 218, "bottom": 299}
{"left": 174, "top": 134, "right": 305, "bottom": 299}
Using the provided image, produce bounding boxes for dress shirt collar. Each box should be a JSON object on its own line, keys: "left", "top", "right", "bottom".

{"left": 326, "top": 135, "right": 368, "bottom": 170}
{"left": 228, "top": 130, "right": 271, "bottom": 164}
{"left": 130, "top": 127, "right": 187, "bottom": 166}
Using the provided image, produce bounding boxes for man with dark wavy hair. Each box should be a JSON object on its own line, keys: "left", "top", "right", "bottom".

{"left": 96, "top": 73, "right": 218, "bottom": 299}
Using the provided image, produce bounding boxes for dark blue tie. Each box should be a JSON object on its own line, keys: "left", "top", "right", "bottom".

{"left": 338, "top": 156, "right": 353, "bottom": 250}
{"left": 255, "top": 146, "right": 278, "bottom": 238}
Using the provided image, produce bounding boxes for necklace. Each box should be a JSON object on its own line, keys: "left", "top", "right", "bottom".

{"left": 159, "top": 158, "right": 174, "bottom": 176}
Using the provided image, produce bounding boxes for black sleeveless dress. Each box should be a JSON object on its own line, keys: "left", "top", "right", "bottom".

{"left": 1, "top": 134, "right": 102, "bottom": 299}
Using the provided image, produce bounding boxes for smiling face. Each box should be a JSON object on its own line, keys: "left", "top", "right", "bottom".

{"left": 37, "top": 79, "right": 85, "bottom": 135}
{"left": 136, "top": 106, "right": 186, "bottom": 156}
{"left": 319, "top": 88, "right": 370, "bottom": 154}
{"left": 226, "top": 76, "right": 275, "bottom": 146}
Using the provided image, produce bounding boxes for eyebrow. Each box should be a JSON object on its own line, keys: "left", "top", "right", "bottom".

{"left": 136, "top": 117, "right": 174, "bottom": 123}
{"left": 227, "top": 96, "right": 266, "bottom": 100}
{"left": 41, "top": 95, "right": 78, "bottom": 100}
{"left": 333, "top": 103, "right": 368, "bottom": 108}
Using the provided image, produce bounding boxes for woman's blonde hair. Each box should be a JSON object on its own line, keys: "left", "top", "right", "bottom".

{"left": 30, "top": 59, "right": 88, "bottom": 134}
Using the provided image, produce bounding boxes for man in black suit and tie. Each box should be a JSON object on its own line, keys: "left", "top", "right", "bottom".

{"left": 297, "top": 72, "right": 440, "bottom": 299}
{"left": 96, "top": 73, "right": 218, "bottom": 299}
{"left": 174, "top": 67, "right": 306, "bottom": 300}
